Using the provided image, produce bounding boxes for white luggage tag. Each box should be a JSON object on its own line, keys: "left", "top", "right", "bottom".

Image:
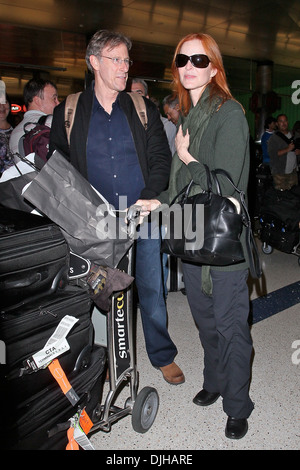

{"left": 22, "top": 315, "right": 79, "bottom": 373}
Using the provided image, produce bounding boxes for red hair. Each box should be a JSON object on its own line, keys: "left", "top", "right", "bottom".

{"left": 171, "top": 33, "right": 234, "bottom": 116}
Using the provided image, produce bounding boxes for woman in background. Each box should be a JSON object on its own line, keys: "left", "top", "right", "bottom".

{"left": 136, "top": 33, "right": 254, "bottom": 440}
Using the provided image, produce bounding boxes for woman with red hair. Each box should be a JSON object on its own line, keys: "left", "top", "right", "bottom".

{"left": 136, "top": 33, "right": 254, "bottom": 440}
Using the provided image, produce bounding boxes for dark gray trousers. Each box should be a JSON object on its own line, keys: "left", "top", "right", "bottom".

{"left": 182, "top": 262, "right": 254, "bottom": 419}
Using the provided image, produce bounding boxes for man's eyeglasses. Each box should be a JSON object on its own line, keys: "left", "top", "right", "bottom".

{"left": 101, "top": 56, "right": 133, "bottom": 67}
{"left": 175, "top": 54, "right": 210, "bottom": 69}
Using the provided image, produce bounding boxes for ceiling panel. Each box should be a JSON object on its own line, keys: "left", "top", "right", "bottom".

{"left": 0, "top": 0, "right": 299, "bottom": 99}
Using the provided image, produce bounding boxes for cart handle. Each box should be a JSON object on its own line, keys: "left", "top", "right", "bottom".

{"left": 126, "top": 204, "right": 142, "bottom": 238}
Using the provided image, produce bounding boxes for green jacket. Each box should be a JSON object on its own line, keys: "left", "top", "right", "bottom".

{"left": 158, "top": 97, "right": 250, "bottom": 273}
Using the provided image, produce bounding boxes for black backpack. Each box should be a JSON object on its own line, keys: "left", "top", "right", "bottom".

{"left": 19, "top": 115, "right": 51, "bottom": 164}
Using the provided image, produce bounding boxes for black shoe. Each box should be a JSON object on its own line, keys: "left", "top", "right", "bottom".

{"left": 193, "top": 389, "right": 220, "bottom": 406}
{"left": 225, "top": 416, "right": 248, "bottom": 439}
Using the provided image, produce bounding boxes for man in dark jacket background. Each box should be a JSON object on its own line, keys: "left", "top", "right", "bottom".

{"left": 48, "top": 30, "right": 184, "bottom": 385}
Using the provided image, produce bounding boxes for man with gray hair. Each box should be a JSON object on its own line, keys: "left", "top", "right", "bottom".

{"left": 49, "top": 30, "right": 184, "bottom": 385}
{"left": 130, "top": 78, "right": 149, "bottom": 97}
{"left": 163, "top": 94, "right": 180, "bottom": 126}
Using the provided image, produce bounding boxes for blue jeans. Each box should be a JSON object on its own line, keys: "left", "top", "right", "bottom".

{"left": 135, "top": 222, "right": 177, "bottom": 367}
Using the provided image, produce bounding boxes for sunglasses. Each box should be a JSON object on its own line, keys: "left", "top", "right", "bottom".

{"left": 175, "top": 53, "right": 210, "bottom": 69}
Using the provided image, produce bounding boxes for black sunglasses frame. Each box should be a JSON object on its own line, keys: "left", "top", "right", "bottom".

{"left": 175, "top": 53, "right": 211, "bottom": 69}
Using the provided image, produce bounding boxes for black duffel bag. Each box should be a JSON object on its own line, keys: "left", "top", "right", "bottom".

{"left": 161, "top": 165, "right": 261, "bottom": 278}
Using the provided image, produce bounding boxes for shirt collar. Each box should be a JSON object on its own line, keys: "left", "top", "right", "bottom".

{"left": 92, "top": 88, "right": 121, "bottom": 114}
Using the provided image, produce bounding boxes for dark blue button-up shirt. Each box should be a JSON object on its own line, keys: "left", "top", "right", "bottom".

{"left": 86, "top": 94, "right": 144, "bottom": 210}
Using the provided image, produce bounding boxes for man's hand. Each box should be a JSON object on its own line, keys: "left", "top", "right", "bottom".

{"left": 134, "top": 199, "right": 161, "bottom": 217}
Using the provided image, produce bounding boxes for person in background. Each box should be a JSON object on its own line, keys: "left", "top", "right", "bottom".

{"left": 292, "top": 120, "right": 300, "bottom": 141}
{"left": 129, "top": 78, "right": 177, "bottom": 154}
{"left": 261, "top": 116, "right": 277, "bottom": 164}
{"left": 163, "top": 94, "right": 180, "bottom": 126}
{"left": 150, "top": 96, "right": 177, "bottom": 157}
{"left": 9, "top": 78, "right": 59, "bottom": 161}
{"left": 130, "top": 77, "right": 149, "bottom": 97}
{"left": 0, "top": 93, "right": 14, "bottom": 175}
{"left": 268, "top": 114, "right": 299, "bottom": 190}
{"left": 292, "top": 120, "right": 300, "bottom": 168}
{"left": 136, "top": 32, "right": 254, "bottom": 439}
{"left": 49, "top": 29, "right": 184, "bottom": 385}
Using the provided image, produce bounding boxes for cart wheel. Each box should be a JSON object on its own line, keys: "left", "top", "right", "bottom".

{"left": 132, "top": 386, "right": 159, "bottom": 433}
{"left": 262, "top": 243, "right": 273, "bottom": 255}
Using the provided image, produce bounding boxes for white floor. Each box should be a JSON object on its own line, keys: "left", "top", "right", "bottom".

{"left": 90, "top": 239, "right": 300, "bottom": 451}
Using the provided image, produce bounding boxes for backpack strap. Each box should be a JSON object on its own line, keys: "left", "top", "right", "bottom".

{"left": 63, "top": 91, "right": 147, "bottom": 146}
{"left": 23, "top": 115, "right": 48, "bottom": 134}
{"left": 127, "top": 92, "right": 148, "bottom": 130}
{"left": 37, "top": 114, "right": 48, "bottom": 126}
{"left": 64, "top": 92, "right": 82, "bottom": 145}
{"left": 275, "top": 131, "right": 292, "bottom": 145}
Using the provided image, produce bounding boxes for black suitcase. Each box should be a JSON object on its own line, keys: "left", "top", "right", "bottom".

{"left": 0, "top": 286, "right": 94, "bottom": 404}
{"left": 259, "top": 186, "right": 300, "bottom": 253}
{"left": 0, "top": 206, "right": 69, "bottom": 310}
{"left": 260, "top": 187, "right": 300, "bottom": 232}
{"left": 3, "top": 345, "right": 106, "bottom": 450}
{"left": 259, "top": 214, "right": 299, "bottom": 253}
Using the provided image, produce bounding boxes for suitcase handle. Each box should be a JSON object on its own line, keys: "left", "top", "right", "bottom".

{"left": 2, "top": 266, "right": 68, "bottom": 313}
{"left": 4, "top": 272, "right": 42, "bottom": 289}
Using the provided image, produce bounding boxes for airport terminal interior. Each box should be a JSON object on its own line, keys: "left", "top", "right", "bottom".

{"left": 0, "top": 0, "right": 299, "bottom": 452}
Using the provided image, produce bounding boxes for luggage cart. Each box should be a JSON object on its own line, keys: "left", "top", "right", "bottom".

{"left": 2, "top": 155, "right": 160, "bottom": 439}
{"left": 88, "top": 206, "right": 159, "bottom": 435}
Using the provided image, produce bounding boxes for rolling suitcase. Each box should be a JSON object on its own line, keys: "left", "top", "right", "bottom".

{"left": 0, "top": 286, "right": 95, "bottom": 404}
{"left": 260, "top": 186, "right": 300, "bottom": 231}
{"left": 0, "top": 206, "right": 70, "bottom": 309}
{"left": 259, "top": 213, "right": 299, "bottom": 254}
{"left": 259, "top": 186, "right": 300, "bottom": 253}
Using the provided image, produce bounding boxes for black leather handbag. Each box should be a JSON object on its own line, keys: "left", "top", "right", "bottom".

{"left": 161, "top": 165, "right": 261, "bottom": 278}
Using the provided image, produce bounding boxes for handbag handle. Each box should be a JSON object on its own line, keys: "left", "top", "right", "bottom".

{"left": 210, "top": 167, "right": 248, "bottom": 222}
{"left": 169, "top": 164, "right": 213, "bottom": 206}
{"left": 209, "top": 166, "right": 262, "bottom": 279}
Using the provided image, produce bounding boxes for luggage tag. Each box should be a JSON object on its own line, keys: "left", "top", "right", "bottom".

{"left": 21, "top": 315, "right": 79, "bottom": 374}
{"left": 66, "top": 426, "right": 80, "bottom": 451}
{"left": 79, "top": 408, "right": 94, "bottom": 435}
{"left": 73, "top": 421, "right": 95, "bottom": 451}
{"left": 48, "top": 358, "right": 80, "bottom": 406}
{"left": 66, "top": 412, "right": 95, "bottom": 451}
